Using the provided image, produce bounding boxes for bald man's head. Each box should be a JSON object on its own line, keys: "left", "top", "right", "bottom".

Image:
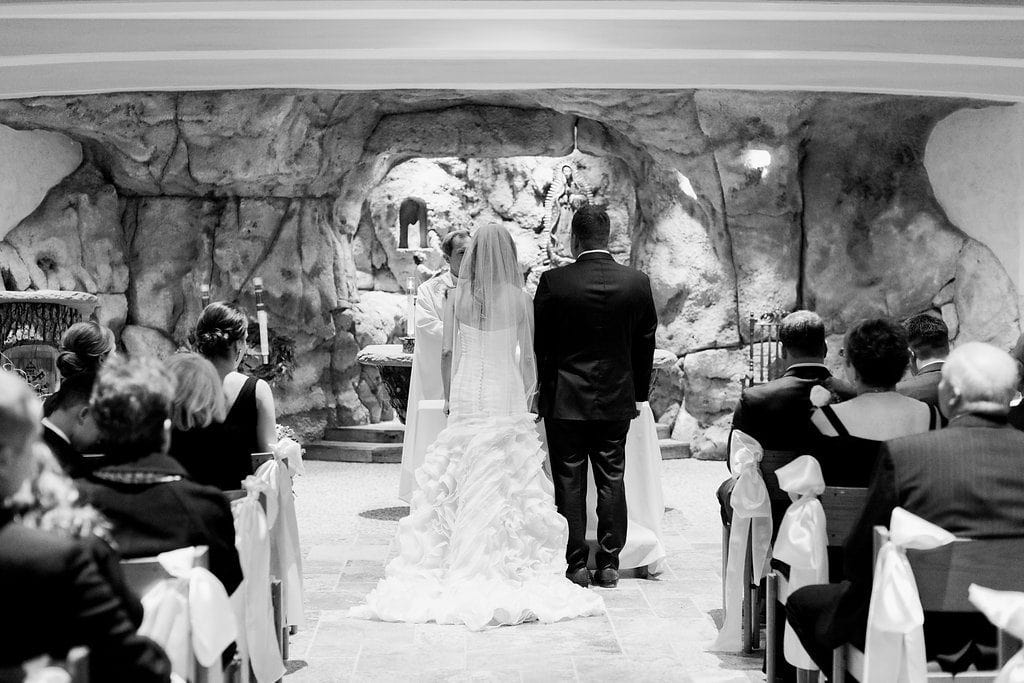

{"left": 0, "top": 370, "right": 42, "bottom": 497}
{"left": 938, "top": 342, "right": 1019, "bottom": 419}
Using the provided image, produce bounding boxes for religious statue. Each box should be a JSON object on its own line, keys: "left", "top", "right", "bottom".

{"left": 398, "top": 196, "right": 429, "bottom": 250}
{"left": 541, "top": 163, "right": 593, "bottom": 259}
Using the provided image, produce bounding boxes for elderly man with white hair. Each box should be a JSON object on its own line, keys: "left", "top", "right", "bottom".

{"left": 786, "top": 341, "right": 1024, "bottom": 675}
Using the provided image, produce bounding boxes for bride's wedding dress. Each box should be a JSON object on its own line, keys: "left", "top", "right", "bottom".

{"left": 350, "top": 226, "right": 604, "bottom": 631}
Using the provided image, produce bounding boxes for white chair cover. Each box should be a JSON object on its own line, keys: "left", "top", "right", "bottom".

{"left": 138, "top": 547, "right": 237, "bottom": 681}
{"left": 255, "top": 456, "right": 306, "bottom": 629}
{"left": 771, "top": 455, "right": 828, "bottom": 670}
{"left": 862, "top": 508, "right": 956, "bottom": 683}
{"left": 969, "top": 584, "right": 1024, "bottom": 683}
{"left": 711, "top": 430, "right": 773, "bottom": 652}
{"left": 230, "top": 477, "right": 286, "bottom": 683}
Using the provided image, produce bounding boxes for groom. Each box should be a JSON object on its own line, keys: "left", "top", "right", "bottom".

{"left": 534, "top": 204, "right": 658, "bottom": 589}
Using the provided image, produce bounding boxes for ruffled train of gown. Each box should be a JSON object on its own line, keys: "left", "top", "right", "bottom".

{"left": 349, "top": 413, "right": 605, "bottom": 630}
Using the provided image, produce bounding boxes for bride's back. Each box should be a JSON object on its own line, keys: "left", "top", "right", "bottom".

{"left": 449, "top": 226, "right": 536, "bottom": 419}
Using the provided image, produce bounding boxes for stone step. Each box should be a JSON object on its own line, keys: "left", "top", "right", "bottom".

{"left": 323, "top": 424, "right": 404, "bottom": 444}
{"left": 656, "top": 423, "right": 671, "bottom": 440}
{"left": 304, "top": 440, "right": 402, "bottom": 464}
{"left": 659, "top": 438, "right": 690, "bottom": 460}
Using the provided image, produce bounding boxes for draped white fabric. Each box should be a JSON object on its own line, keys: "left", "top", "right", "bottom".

{"left": 862, "top": 508, "right": 956, "bottom": 683}
{"left": 771, "top": 455, "right": 828, "bottom": 670}
{"left": 584, "top": 402, "right": 666, "bottom": 571}
{"left": 711, "top": 430, "right": 772, "bottom": 652}
{"left": 968, "top": 584, "right": 1024, "bottom": 683}
{"left": 400, "top": 272, "right": 455, "bottom": 503}
{"left": 137, "top": 547, "right": 237, "bottom": 681}
{"left": 230, "top": 478, "right": 286, "bottom": 683}
{"left": 255, "top": 456, "right": 305, "bottom": 630}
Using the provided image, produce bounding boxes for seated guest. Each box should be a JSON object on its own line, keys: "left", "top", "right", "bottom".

{"left": 720, "top": 310, "right": 848, "bottom": 527}
{"left": 194, "top": 302, "right": 278, "bottom": 482}
{"left": 56, "top": 321, "right": 116, "bottom": 381}
{"left": 165, "top": 353, "right": 240, "bottom": 490}
{"left": 896, "top": 313, "right": 950, "bottom": 410}
{"left": 810, "top": 318, "right": 936, "bottom": 486}
{"left": 1007, "top": 332, "right": 1024, "bottom": 431}
{"left": 8, "top": 441, "right": 144, "bottom": 626}
{"left": 41, "top": 372, "right": 101, "bottom": 477}
{"left": 75, "top": 356, "right": 243, "bottom": 595}
{"left": 0, "top": 369, "right": 170, "bottom": 681}
{"left": 788, "top": 342, "right": 1024, "bottom": 674}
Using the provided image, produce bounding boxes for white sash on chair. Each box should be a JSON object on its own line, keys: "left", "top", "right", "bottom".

{"left": 231, "top": 477, "right": 286, "bottom": 683}
{"left": 771, "top": 455, "right": 828, "bottom": 670}
{"left": 969, "top": 584, "right": 1024, "bottom": 683}
{"left": 711, "top": 430, "right": 772, "bottom": 651}
{"left": 255, "top": 455, "right": 306, "bottom": 630}
{"left": 862, "top": 508, "right": 956, "bottom": 683}
{"left": 138, "top": 547, "right": 237, "bottom": 681}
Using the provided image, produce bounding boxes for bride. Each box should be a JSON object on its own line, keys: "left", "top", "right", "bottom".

{"left": 350, "top": 224, "right": 605, "bottom": 630}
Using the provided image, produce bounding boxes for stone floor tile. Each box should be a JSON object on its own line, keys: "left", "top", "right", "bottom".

{"left": 282, "top": 657, "right": 355, "bottom": 682}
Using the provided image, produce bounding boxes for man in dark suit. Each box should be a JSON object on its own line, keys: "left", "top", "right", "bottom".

{"left": 787, "top": 342, "right": 1024, "bottom": 674}
{"left": 719, "top": 310, "right": 849, "bottom": 528}
{"left": 896, "top": 313, "right": 949, "bottom": 409}
{"left": 0, "top": 369, "right": 171, "bottom": 681}
{"left": 534, "top": 204, "right": 658, "bottom": 589}
{"left": 41, "top": 372, "right": 100, "bottom": 477}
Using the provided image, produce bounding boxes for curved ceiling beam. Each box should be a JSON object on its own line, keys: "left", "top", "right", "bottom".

{"left": 1, "top": 1, "right": 1022, "bottom": 101}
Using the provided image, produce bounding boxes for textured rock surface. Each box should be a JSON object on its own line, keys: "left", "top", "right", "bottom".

{"left": 0, "top": 89, "right": 1019, "bottom": 453}
{"left": 0, "top": 124, "right": 82, "bottom": 241}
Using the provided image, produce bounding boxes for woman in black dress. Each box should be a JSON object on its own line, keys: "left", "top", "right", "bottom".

{"left": 165, "top": 352, "right": 243, "bottom": 489}
{"left": 811, "top": 318, "right": 938, "bottom": 486}
{"left": 193, "top": 302, "right": 277, "bottom": 482}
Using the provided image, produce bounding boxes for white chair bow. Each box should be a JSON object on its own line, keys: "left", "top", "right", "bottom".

{"left": 231, "top": 477, "right": 286, "bottom": 683}
{"left": 274, "top": 436, "right": 305, "bottom": 476}
{"left": 863, "top": 508, "right": 956, "bottom": 683}
{"left": 969, "top": 584, "right": 1024, "bottom": 683}
{"left": 138, "top": 547, "right": 237, "bottom": 681}
{"left": 255, "top": 455, "right": 306, "bottom": 630}
{"left": 712, "top": 430, "right": 773, "bottom": 651}
{"left": 772, "top": 455, "right": 828, "bottom": 670}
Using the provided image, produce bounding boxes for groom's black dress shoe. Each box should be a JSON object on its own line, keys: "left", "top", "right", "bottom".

{"left": 593, "top": 568, "right": 619, "bottom": 588}
{"left": 567, "top": 568, "right": 591, "bottom": 588}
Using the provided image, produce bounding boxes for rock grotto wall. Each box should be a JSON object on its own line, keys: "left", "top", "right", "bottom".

{"left": 0, "top": 90, "right": 1018, "bottom": 459}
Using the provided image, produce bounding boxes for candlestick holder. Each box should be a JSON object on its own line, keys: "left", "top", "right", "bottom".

{"left": 400, "top": 336, "right": 415, "bottom": 354}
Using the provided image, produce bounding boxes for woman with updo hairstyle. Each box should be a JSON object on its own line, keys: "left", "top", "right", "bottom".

{"left": 193, "top": 301, "right": 277, "bottom": 481}
{"left": 57, "top": 321, "right": 116, "bottom": 381}
{"left": 811, "top": 318, "right": 938, "bottom": 486}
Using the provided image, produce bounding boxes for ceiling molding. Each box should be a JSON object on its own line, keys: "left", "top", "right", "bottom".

{"left": 1, "top": 1, "right": 1022, "bottom": 100}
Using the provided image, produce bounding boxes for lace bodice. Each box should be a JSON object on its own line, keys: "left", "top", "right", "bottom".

{"left": 449, "top": 323, "right": 527, "bottom": 420}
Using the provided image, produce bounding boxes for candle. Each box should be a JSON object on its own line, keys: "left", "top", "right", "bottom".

{"left": 406, "top": 277, "right": 416, "bottom": 337}
{"left": 253, "top": 277, "right": 270, "bottom": 364}
{"left": 200, "top": 284, "right": 210, "bottom": 308}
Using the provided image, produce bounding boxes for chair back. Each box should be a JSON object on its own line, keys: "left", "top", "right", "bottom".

{"left": 121, "top": 546, "right": 210, "bottom": 599}
{"left": 760, "top": 449, "right": 800, "bottom": 506}
{"left": 251, "top": 452, "right": 274, "bottom": 472}
{"left": 910, "top": 538, "right": 1024, "bottom": 613}
{"left": 821, "top": 487, "right": 869, "bottom": 546}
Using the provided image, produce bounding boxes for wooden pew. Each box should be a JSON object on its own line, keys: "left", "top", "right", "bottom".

{"left": 765, "top": 486, "right": 869, "bottom": 682}
{"left": 121, "top": 546, "right": 225, "bottom": 683}
{"left": 832, "top": 529, "right": 1024, "bottom": 682}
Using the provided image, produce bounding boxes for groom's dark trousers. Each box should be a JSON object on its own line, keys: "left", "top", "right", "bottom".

{"left": 534, "top": 251, "right": 658, "bottom": 572}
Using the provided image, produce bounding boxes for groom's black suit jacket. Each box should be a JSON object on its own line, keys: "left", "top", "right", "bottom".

{"left": 534, "top": 251, "right": 658, "bottom": 421}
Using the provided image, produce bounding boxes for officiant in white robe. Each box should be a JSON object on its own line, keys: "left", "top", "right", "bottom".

{"left": 398, "top": 229, "right": 470, "bottom": 502}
